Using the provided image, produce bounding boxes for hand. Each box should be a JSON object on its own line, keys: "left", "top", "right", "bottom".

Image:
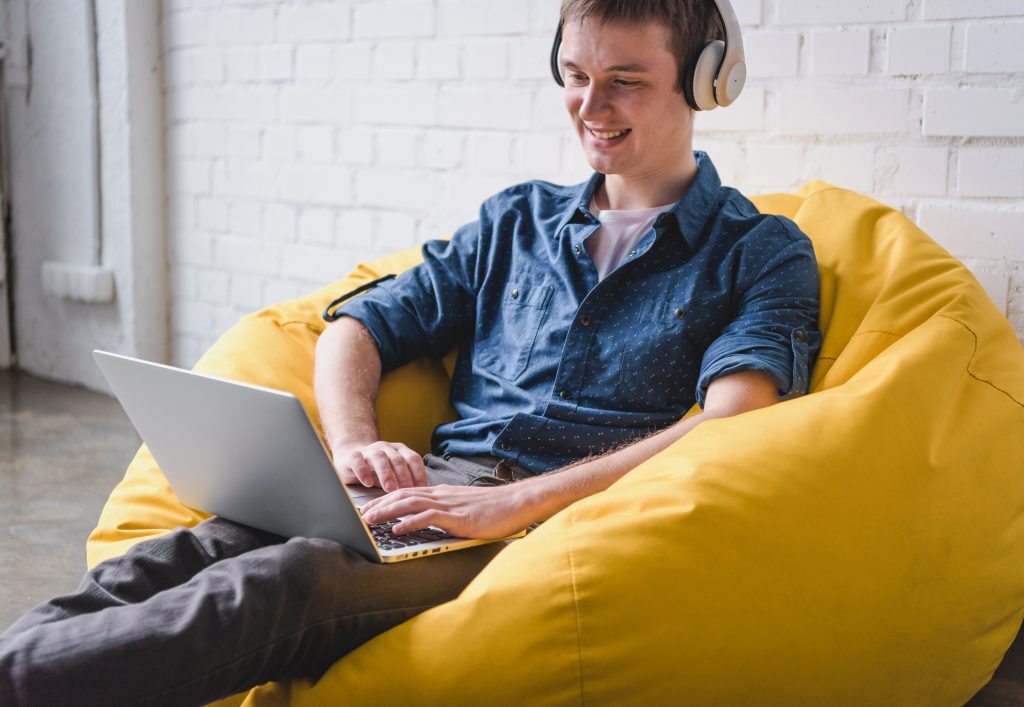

{"left": 331, "top": 440, "right": 428, "bottom": 493}
{"left": 360, "top": 483, "right": 534, "bottom": 539}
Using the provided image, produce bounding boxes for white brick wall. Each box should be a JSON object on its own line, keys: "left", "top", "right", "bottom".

{"left": 162, "top": 0, "right": 1024, "bottom": 366}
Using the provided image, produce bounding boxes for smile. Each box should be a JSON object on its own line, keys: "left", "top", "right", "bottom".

{"left": 586, "top": 127, "right": 632, "bottom": 144}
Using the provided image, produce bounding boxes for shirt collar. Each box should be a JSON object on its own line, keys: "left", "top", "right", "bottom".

{"left": 555, "top": 150, "right": 723, "bottom": 254}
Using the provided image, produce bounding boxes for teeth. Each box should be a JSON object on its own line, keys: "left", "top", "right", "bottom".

{"left": 591, "top": 128, "right": 628, "bottom": 139}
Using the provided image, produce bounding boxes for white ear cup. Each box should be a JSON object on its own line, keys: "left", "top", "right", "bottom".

{"left": 691, "top": 39, "right": 725, "bottom": 111}
{"left": 717, "top": 60, "right": 746, "bottom": 106}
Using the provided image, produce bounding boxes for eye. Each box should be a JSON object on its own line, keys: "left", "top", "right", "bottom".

{"left": 614, "top": 79, "right": 640, "bottom": 87}
{"left": 566, "top": 72, "right": 588, "bottom": 84}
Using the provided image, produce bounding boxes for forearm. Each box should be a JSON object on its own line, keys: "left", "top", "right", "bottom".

{"left": 313, "top": 316, "right": 384, "bottom": 454}
{"left": 516, "top": 411, "right": 712, "bottom": 524}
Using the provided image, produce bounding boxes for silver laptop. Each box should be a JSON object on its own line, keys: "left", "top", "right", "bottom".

{"left": 92, "top": 350, "right": 525, "bottom": 563}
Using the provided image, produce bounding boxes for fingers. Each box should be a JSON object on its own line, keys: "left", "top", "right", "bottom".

{"left": 336, "top": 442, "right": 429, "bottom": 492}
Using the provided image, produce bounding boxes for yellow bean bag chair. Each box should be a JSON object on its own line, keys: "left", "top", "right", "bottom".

{"left": 87, "top": 180, "right": 1024, "bottom": 705}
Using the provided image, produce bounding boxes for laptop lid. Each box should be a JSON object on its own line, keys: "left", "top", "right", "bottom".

{"left": 92, "top": 350, "right": 380, "bottom": 561}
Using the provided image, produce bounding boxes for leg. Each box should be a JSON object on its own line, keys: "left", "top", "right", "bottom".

{"left": 0, "top": 534, "right": 505, "bottom": 707}
{"left": 1, "top": 516, "right": 283, "bottom": 638}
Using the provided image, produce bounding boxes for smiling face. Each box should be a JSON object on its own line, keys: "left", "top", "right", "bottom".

{"left": 560, "top": 16, "right": 694, "bottom": 184}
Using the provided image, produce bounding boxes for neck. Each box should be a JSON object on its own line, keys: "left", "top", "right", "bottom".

{"left": 594, "top": 151, "right": 699, "bottom": 212}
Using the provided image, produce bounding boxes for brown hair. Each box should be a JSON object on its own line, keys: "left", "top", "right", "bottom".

{"left": 558, "top": 0, "right": 725, "bottom": 95}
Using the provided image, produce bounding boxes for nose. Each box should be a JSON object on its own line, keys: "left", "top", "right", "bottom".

{"left": 578, "top": 82, "right": 610, "bottom": 121}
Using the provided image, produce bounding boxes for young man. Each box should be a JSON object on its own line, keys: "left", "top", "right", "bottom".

{"left": 0, "top": 1, "right": 821, "bottom": 705}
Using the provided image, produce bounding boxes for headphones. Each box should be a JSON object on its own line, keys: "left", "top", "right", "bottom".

{"left": 549, "top": 0, "right": 747, "bottom": 112}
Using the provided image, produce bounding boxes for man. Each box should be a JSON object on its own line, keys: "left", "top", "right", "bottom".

{"left": 0, "top": 1, "right": 821, "bottom": 705}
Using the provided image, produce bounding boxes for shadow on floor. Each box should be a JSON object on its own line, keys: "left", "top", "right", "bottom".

{"left": 0, "top": 369, "right": 1022, "bottom": 703}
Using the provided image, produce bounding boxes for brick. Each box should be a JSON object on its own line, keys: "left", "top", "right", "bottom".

{"left": 696, "top": 141, "right": 741, "bottom": 185}
{"left": 356, "top": 168, "right": 441, "bottom": 211}
{"left": 958, "top": 148, "right": 1024, "bottom": 198}
{"left": 299, "top": 208, "right": 335, "bottom": 246}
{"left": 923, "top": 0, "right": 1023, "bottom": 20}
{"left": 696, "top": 86, "right": 766, "bottom": 132}
{"left": 264, "top": 280, "right": 309, "bottom": 305}
{"left": 278, "top": 4, "right": 352, "bottom": 42}
{"left": 776, "top": 0, "right": 908, "bottom": 24}
{"left": 295, "top": 45, "right": 332, "bottom": 82}
{"left": 886, "top": 25, "right": 951, "bottom": 75}
{"left": 917, "top": 204, "right": 1024, "bottom": 260}
{"left": 281, "top": 243, "right": 351, "bottom": 283}
{"left": 533, "top": 85, "right": 569, "bottom": 130}
{"left": 198, "top": 269, "right": 230, "bottom": 305}
{"left": 376, "top": 211, "right": 419, "bottom": 250}
{"left": 355, "top": 85, "right": 438, "bottom": 126}
{"left": 354, "top": 0, "right": 435, "bottom": 38}
{"left": 336, "top": 210, "right": 376, "bottom": 247}
{"left": 780, "top": 89, "right": 909, "bottom": 135}
{"left": 280, "top": 86, "right": 353, "bottom": 123}
{"left": 924, "top": 89, "right": 1024, "bottom": 137}
{"left": 229, "top": 200, "right": 262, "bottom": 237}
{"left": 417, "top": 41, "right": 461, "bottom": 80}
{"left": 422, "top": 130, "right": 465, "bottom": 169}
{"left": 170, "top": 266, "right": 199, "bottom": 302}
{"left": 197, "top": 198, "right": 229, "bottom": 231}
{"left": 875, "top": 146, "right": 948, "bottom": 196}
{"left": 193, "top": 123, "right": 227, "bottom": 158}
{"left": 438, "top": 86, "right": 533, "bottom": 130}
{"left": 510, "top": 37, "right": 552, "bottom": 80}
{"left": 745, "top": 31, "right": 801, "bottom": 78}
{"left": 514, "top": 133, "right": 561, "bottom": 174}
{"left": 335, "top": 43, "right": 373, "bottom": 81}
{"left": 464, "top": 40, "right": 509, "bottom": 79}
{"left": 192, "top": 49, "right": 224, "bottom": 84}
{"left": 229, "top": 274, "right": 265, "bottom": 310}
{"left": 169, "top": 159, "right": 212, "bottom": 195}
{"left": 965, "top": 23, "right": 1024, "bottom": 73}
{"left": 338, "top": 127, "right": 376, "bottom": 165}
{"left": 212, "top": 163, "right": 277, "bottom": 199}
{"left": 465, "top": 132, "right": 513, "bottom": 172}
{"left": 169, "top": 229, "right": 214, "bottom": 267}
{"left": 164, "top": 49, "right": 192, "bottom": 88}
{"left": 297, "top": 126, "right": 334, "bottom": 164}
{"left": 214, "top": 8, "right": 275, "bottom": 45}
{"left": 815, "top": 145, "right": 876, "bottom": 193}
{"left": 439, "top": 0, "right": 531, "bottom": 36}
{"left": 171, "top": 334, "right": 205, "bottom": 369}
{"left": 164, "top": 12, "right": 213, "bottom": 49}
{"left": 259, "top": 45, "right": 293, "bottom": 82}
{"left": 279, "top": 165, "right": 353, "bottom": 206}
{"left": 731, "top": 0, "right": 764, "bottom": 26}
{"left": 744, "top": 144, "right": 806, "bottom": 191}
{"left": 213, "top": 305, "right": 244, "bottom": 334}
{"left": 810, "top": 29, "right": 870, "bottom": 76}
{"left": 263, "top": 126, "right": 296, "bottom": 162}
{"left": 225, "top": 48, "right": 258, "bottom": 81}
{"left": 531, "top": 0, "right": 560, "bottom": 32}
{"left": 214, "top": 236, "right": 281, "bottom": 275}
{"left": 377, "top": 128, "right": 421, "bottom": 167}
{"left": 227, "top": 124, "right": 261, "bottom": 160}
{"left": 263, "top": 203, "right": 298, "bottom": 242}
{"left": 374, "top": 42, "right": 416, "bottom": 81}
{"left": 174, "top": 300, "right": 216, "bottom": 336}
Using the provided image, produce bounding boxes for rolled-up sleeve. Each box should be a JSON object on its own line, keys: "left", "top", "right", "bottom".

{"left": 695, "top": 219, "right": 822, "bottom": 409}
{"left": 335, "top": 218, "right": 483, "bottom": 373}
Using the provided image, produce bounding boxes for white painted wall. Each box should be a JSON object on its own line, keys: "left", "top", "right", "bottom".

{"left": 7, "top": 0, "right": 1024, "bottom": 385}
{"left": 3, "top": 0, "right": 166, "bottom": 389}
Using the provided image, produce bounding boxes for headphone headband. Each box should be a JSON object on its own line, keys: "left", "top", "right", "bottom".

{"left": 550, "top": 0, "right": 747, "bottom": 112}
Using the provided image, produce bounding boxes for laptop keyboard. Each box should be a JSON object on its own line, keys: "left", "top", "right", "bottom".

{"left": 371, "top": 518, "right": 457, "bottom": 551}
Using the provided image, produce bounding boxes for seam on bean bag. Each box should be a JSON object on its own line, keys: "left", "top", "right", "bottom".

{"left": 939, "top": 314, "right": 1024, "bottom": 409}
{"left": 567, "top": 512, "right": 586, "bottom": 707}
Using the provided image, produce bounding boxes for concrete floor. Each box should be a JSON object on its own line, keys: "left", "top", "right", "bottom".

{"left": 1, "top": 369, "right": 1023, "bottom": 703}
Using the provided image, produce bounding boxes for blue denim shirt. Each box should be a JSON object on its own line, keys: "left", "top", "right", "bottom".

{"left": 337, "top": 150, "right": 822, "bottom": 473}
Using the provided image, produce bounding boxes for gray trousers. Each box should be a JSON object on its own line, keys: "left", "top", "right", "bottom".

{"left": 0, "top": 454, "right": 535, "bottom": 707}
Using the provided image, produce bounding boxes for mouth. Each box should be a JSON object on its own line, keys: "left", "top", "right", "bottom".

{"left": 585, "top": 126, "right": 632, "bottom": 146}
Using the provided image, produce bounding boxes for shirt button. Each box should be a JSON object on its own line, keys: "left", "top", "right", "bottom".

{"left": 628, "top": 249, "right": 638, "bottom": 257}
{"left": 795, "top": 330, "right": 806, "bottom": 342}
{"left": 511, "top": 288, "right": 519, "bottom": 300}
{"left": 574, "top": 245, "right": 582, "bottom": 255}
{"left": 559, "top": 390, "right": 571, "bottom": 400}
{"left": 580, "top": 314, "right": 592, "bottom": 326}
{"left": 500, "top": 441, "right": 512, "bottom": 451}
{"left": 674, "top": 308, "right": 685, "bottom": 319}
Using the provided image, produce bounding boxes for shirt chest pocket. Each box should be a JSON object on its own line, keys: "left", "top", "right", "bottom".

{"left": 615, "top": 298, "right": 695, "bottom": 410}
{"left": 475, "top": 283, "right": 554, "bottom": 382}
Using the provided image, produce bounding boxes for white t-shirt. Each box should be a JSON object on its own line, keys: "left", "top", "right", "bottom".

{"left": 587, "top": 198, "right": 676, "bottom": 281}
